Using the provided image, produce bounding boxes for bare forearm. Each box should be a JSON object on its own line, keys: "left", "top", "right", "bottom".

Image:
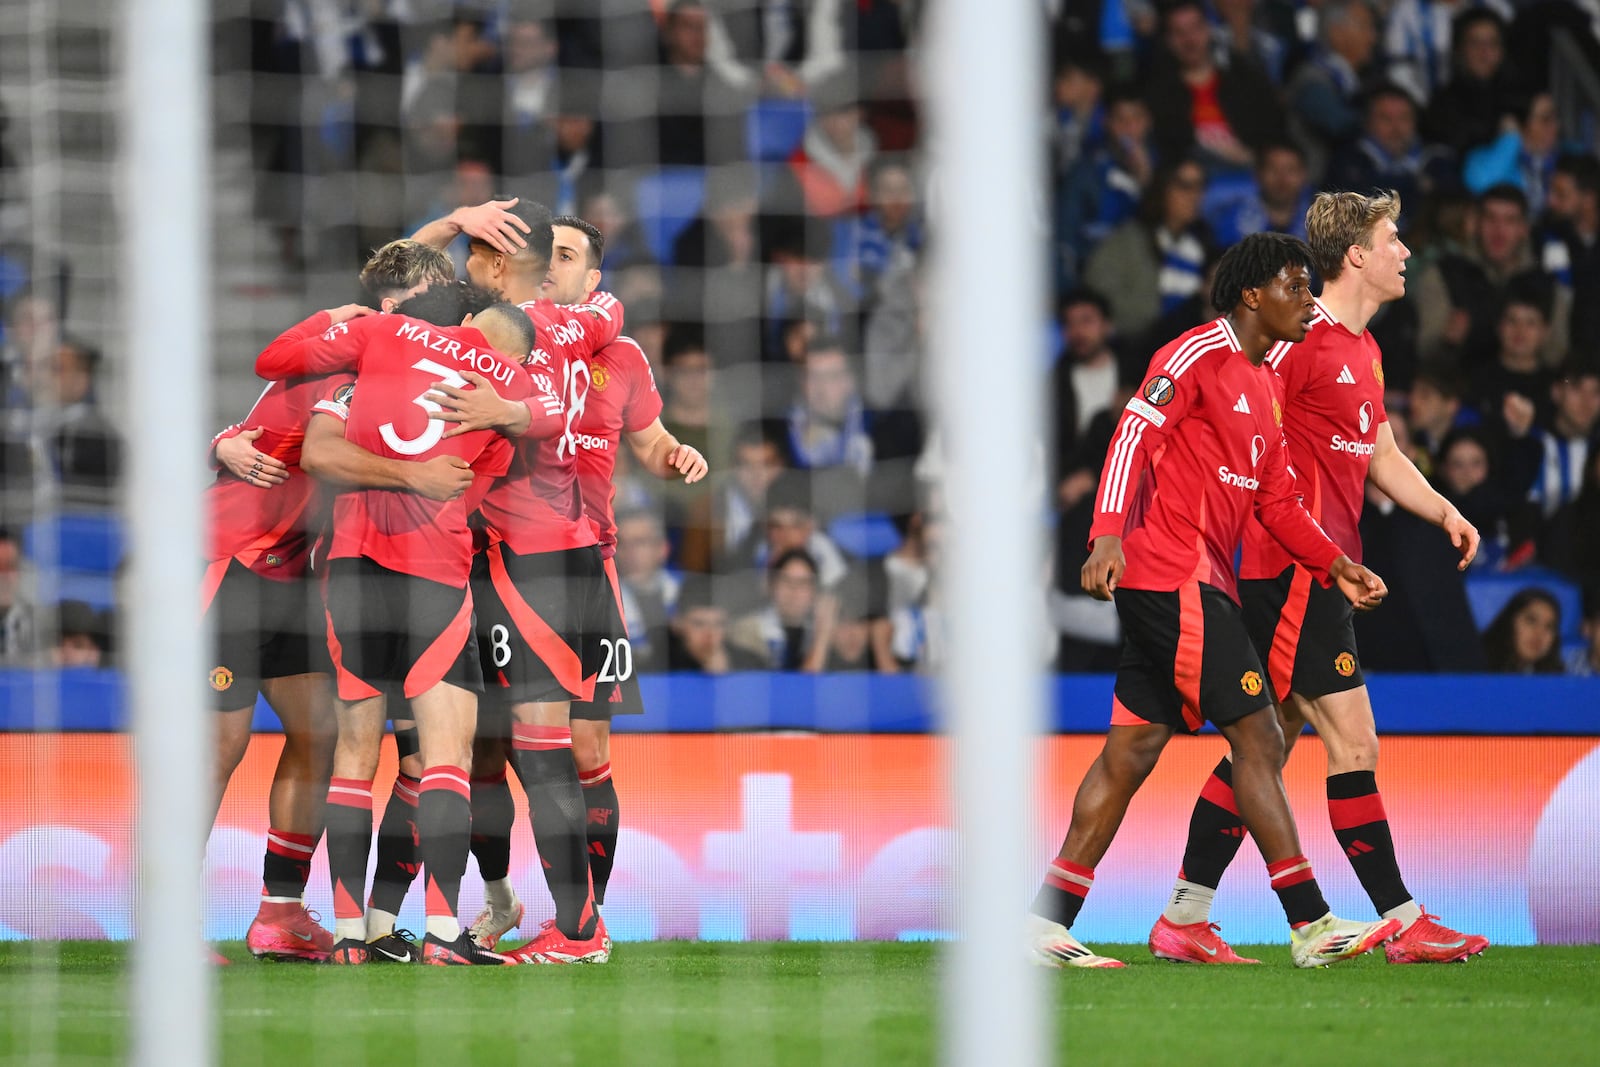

{"left": 1369, "top": 449, "right": 1454, "bottom": 525}
{"left": 639, "top": 432, "right": 683, "bottom": 479}
{"left": 302, "top": 435, "right": 417, "bottom": 490}
{"left": 410, "top": 212, "right": 462, "bottom": 250}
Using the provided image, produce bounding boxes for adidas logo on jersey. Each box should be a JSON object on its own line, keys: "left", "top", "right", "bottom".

{"left": 1233, "top": 394, "right": 1251, "bottom": 414}
{"left": 1336, "top": 365, "right": 1356, "bottom": 384}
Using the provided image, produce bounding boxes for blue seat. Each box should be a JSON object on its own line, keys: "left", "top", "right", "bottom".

{"left": 23, "top": 512, "right": 125, "bottom": 575}
{"left": 634, "top": 168, "right": 707, "bottom": 265}
{"left": 1464, "top": 570, "right": 1583, "bottom": 642}
{"left": 828, "top": 512, "right": 902, "bottom": 559}
{"left": 57, "top": 570, "right": 117, "bottom": 611}
{"left": 747, "top": 98, "right": 811, "bottom": 162}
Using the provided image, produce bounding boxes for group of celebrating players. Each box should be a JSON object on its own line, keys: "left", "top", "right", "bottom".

{"left": 202, "top": 196, "right": 704, "bottom": 965}
{"left": 199, "top": 182, "right": 1489, "bottom": 970}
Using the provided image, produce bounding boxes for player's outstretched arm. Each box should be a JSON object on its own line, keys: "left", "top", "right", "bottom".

{"left": 215, "top": 428, "right": 289, "bottom": 489}
{"left": 300, "top": 413, "right": 472, "bottom": 501}
{"left": 1366, "top": 421, "right": 1479, "bottom": 570}
{"left": 255, "top": 305, "right": 375, "bottom": 380}
{"left": 627, "top": 419, "right": 708, "bottom": 484}
{"left": 410, "top": 198, "right": 530, "bottom": 255}
{"left": 1328, "top": 555, "right": 1387, "bottom": 612}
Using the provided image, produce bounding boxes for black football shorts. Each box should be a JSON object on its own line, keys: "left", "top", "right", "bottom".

{"left": 570, "top": 555, "right": 645, "bottom": 721}
{"left": 1240, "top": 563, "right": 1364, "bottom": 702}
{"left": 1110, "top": 582, "right": 1276, "bottom": 734}
{"left": 324, "top": 556, "right": 482, "bottom": 702}
{"left": 202, "top": 559, "right": 327, "bottom": 711}
{"left": 472, "top": 542, "right": 619, "bottom": 705}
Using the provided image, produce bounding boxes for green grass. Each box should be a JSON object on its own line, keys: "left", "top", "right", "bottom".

{"left": 1, "top": 942, "right": 1596, "bottom": 1065}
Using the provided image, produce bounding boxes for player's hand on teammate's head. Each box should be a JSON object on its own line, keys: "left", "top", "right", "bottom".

{"left": 1080, "top": 536, "right": 1125, "bottom": 602}
{"left": 325, "top": 303, "right": 377, "bottom": 324}
{"left": 455, "top": 198, "right": 530, "bottom": 255}
{"left": 409, "top": 454, "right": 474, "bottom": 502}
{"left": 1330, "top": 556, "right": 1387, "bottom": 612}
{"left": 668, "top": 444, "right": 708, "bottom": 484}
{"left": 217, "top": 428, "right": 289, "bottom": 489}
{"left": 1443, "top": 510, "right": 1480, "bottom": 571}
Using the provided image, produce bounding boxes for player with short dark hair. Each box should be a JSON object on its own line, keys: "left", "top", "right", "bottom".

{"left": 403, "top": 196, "right": 628, "bottom": 964}
{"left": 1151, "top": 190, "right": 1489, "bottom": 966}
{"left": 1029, "top": 231, "right": 1401, "bottom": 969}
{"left": 254, "top": 295, "right": 537, "bottom": 966}
{"left": 206, "top": 239, "right": 458, "bottom": 963}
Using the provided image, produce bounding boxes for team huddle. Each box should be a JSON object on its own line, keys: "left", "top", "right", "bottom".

{"left": 203, "top": 198, "right": 705, "bottom": 965}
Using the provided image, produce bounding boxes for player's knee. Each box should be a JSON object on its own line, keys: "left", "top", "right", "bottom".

{"left": 570, "top": 721, "right": 609, "bottom": 773}
{"left": 1104, "top": 730, "right": 1165, "bottom": 784}
{"left": 1231, "top": 710, "right": 1287, "bottom": 767}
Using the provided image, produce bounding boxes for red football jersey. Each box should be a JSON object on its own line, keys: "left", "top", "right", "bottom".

{"left": 205, "top": 367, "right": 353, "bottom": 580}
{"left": 475, "top": 294, "right": 625, "bottom": 555}
{"left": 1241, "top": 300, "right": 1387, "bottom": 578}
{"left": 573, "top": 336, "right": 663, "bottom": 555}
{"left": 1089, "top": 317, "right": 1344, "bottom": 601}
{"left": 255, "top": 311, "right": 533, "bottom": 584}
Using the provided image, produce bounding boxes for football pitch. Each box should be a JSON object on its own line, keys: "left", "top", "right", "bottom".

{"left": 1, "top": 942, "right": 1596, "bottom": 1065}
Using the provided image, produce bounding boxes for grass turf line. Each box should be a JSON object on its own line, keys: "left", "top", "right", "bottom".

{"left": 1, "top": 942, "right": 1595, "bottom": 1065}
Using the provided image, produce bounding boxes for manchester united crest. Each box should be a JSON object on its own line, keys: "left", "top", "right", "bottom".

{"left": 1272, "top": 399, "right": 1282, "bottom": 426}
{"left": 210, "top": 666, "right": 234, "bottom": 692}
{"left": 1372, "top": 360, "right": 1384, "bottom": 386}
{"left": 590, "top": 364, "right": 610, "bottom": 391}
{"left": 1334, "top": 652, "right": 1356, "bottom": 677}
{"left": 1241, "top": 671, "right": 1263, "bottom": 696}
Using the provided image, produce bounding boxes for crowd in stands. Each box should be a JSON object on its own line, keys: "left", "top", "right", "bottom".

{"left": 3, "top": 0, "right": 1600, "bottom": 676}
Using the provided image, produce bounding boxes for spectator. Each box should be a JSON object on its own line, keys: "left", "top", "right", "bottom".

{"left": 52, "top": 599, "right": 107, "bottom": 669}
{"left": 1058, "top": 86, "right": 1157, "bottom": 285}
{"left": 37, "top": 338, "right": 121, "bottom": 500}
{"left": 1285, "top": 0, "right": 1383, "bottom": 176}
{"left": 1386, "top": 0, "right": 1513, "bottom": 109}
{"left": 1050, "top": 288, "right": 1122, "bottom": 473}
{"left": 672, "top": 165, "right": 761, "bottom": 271}
{"left": 1, "top": 292, "right": 58, "bottom": 412}
{"left": 1564, "top": 590, "right": 1600, "bottom": 676}
{"left": 471, "top": 16, "right": 560, "bottom": 179}
{"left": 822, "top": 565, "right": 894, "bottom": 672}
{"left": 1051, "top": 51, "right": 1107, "bottom": 174}
{"left": 1539, "top": 153, "right": 1600, "bottom": 356}
{"left": 787, "top": 71, "right": 876, "bottom": 219}
{"left": 1463, "top": 92, "right": 1566, "bottom": 216}
{"left": 665, "top": 575, "right": 767, "bottom": 673}
{"left": 1405, "top": 363, "right": 1474, "bottom": 475}
{"left": 1505, "top": 359, "right": 1600, "bottom": 521}
{"left": 679, "top": 420, "right": 787, "bottom": 573}
{"left": 1207, "top": 141, "right": 1312, "bottom": 247}
{"left": 1085, "top": 159, "right": 1214, "bottom": 343}
{"left": 0, "top": 529, "right": 33, "bottom": 663}
{"left": 1323, "top": 84, "right": 1458, "bottom": 226}
{"left": 622, "top": 0, "right": 748, "bottom": 168}
{"left": 614, "top": 508, "right": 680, "bottom": 669}
{"left": 860, "top": 243, "right": 923, "bottom": 414}
{"left": 1433, "top": 426, "right": 1521, "bottom": 569}
{"left": 667, "top": 165, "right": 764, "bottom": 361}
{"left": 1538, "top": 445, "right": 1600, "bottom": 592}
{"left": 577, "top": 183, "right": 657, "bottom": 274}
{"left": 1468, "top": 289, "right": 1557, "bottom": 432}
{"left": 787, "top": 340, "right": 874, "bottom": 477}
{"left": 762, "top": 215, "right": 852, "bottom": 363}
{"left": 883, "top": 510, "right": 943, "bottom": 671}
{"left": 1210, "top": 0, "right": 1288, "bottom": 86}
{"left": 728, "top": 547, "right": 830, "bottom": 671}
{"left": 1141, "top": 0, "right": 1285, "bottom": 175}
{"left": 1481, "top": 587, "right": 1565, "bottom": 674}
{"left": 703, "top": 0, "right": 847, "bottom": 99}
{"left": 658, "top": 326, "right": 723, "bottom": 472}
{"left": 1412, "top": 184, "right": 1569, "bottom": 368}
{"left": 727, "top": 468, "right": 849, "bottom": 590}
{"left": 842, "top": 155, "right": 923, "bottom": 302}
{"left": 1421, "top": 8, "right": 1520, "bottom": 155}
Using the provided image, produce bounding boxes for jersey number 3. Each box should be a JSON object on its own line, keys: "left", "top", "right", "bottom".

{"left": 381, "top": 357, "right": 468, "bottom": 456}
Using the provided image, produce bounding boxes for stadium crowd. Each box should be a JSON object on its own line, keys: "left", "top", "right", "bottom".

{"left": 1, "top": 0, "right": 1599, "bottom": 676}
